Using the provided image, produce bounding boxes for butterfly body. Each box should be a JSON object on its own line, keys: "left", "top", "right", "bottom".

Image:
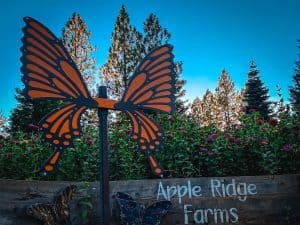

{"left": 21, "top": 17, "right": 175, "bottom": 176}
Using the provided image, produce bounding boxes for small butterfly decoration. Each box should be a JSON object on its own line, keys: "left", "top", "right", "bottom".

{"left": 27, "top": 185, "right": 77, "bottom": 225}
{"left": 20, "top": 17, "right": 176, "bottom": 176}
{"left": 115, "top": 192, "right": 172, "bottom": 225}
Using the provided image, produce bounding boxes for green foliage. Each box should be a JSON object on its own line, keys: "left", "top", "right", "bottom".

{"left": 1, "top": 112, "right": 299, "bottom": 180}
{"left": 109, "top": 116, "right": 148, "bottom": 180}
{"left": 77, "top": 182, "right": 94, "bottom": 225}
{"left": 289, "top": 40, "right": 300, "bottom": 117}
{"left": 0, "top": 128, "right": 99, "bottom": 181}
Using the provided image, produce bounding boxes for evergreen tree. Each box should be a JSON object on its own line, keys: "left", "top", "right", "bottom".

{"left": 191, "top": 89, "right": 216, "bottom": 127}
{"left": 62, "top": 12, "right": 97, "bottom": 94}
{"left": 9, "top": 89, "right": 61, "bottom": 132}
{"left": 143, "top": 13, "right": 187, "bottom": 112}
{"left": 289, "top": 40, "right": 300, "bottom": 117}
{"left": 191, "top": 97, "right": 202, "bottom": 125}
{"left": 273, "top": 85, "right": 290, "bottom": 118}
{"left": 0, "top": 110, "right": 6, "bottom": 131}
{"left": 100, "top": 5, "right": 143, "bottom": 99}
{"left": 143, "top": 13, "right": 171, "bottom": 54}
{"left": 214, "top": 70, "right": 243, "bottom": 130}
{"left": 243, "top": 61, "right": 271, "bottom": 119}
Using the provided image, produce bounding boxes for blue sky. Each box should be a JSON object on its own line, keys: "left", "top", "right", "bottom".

{"left": 0, "top": 0, "right": 299, "bottom": 118}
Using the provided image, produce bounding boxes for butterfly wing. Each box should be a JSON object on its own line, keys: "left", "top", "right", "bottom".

{"left": 21, "top": 17, "right": 92, "bottom": 103}
{"left": 53, "top": 185, "right": 77, "bottom": 223}
{"left": 142, "top": 201, "right": 172, "bottom": 225}
{"left": 115, "top": 192, "right": 144, "bottom": 225}
{"left": 121, "top": 44, "right": 175, "bottom": 114}
{"left": 117, "top": 45, "right": 176, "bottom": 176}
{"left": 20, "top": 17, "right": 94, "bottom": 173}
{"left": 38, "top": 103, "right": 86, "bottom": 173}
{"left": 27, "top": 203, "right": 56, "bottom": 225}
{"left": 124, "top": 110, "right": 164, "bottom": 176}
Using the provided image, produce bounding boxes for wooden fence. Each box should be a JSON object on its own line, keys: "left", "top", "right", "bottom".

{"left": 0, "top": 174, "right": 299, "bottom": 225}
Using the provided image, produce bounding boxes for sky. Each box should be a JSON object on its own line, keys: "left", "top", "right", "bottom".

{"left": 0, "top": 0, "right": 299, "bottom": 118}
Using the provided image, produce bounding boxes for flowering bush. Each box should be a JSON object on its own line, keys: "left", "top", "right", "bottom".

{"left": 0, "top": 127, "right": 99, "bottom": 181}
{"left": 0, "top": 112, "right": 299, "bottom": 181}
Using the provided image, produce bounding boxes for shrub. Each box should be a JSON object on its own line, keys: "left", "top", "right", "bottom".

{"left": 0, "top": 113, "right": 299, "bottom": 181}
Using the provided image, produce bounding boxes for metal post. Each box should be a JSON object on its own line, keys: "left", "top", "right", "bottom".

{"left": 98, "top": 86, "right": 110, "bottom": 224}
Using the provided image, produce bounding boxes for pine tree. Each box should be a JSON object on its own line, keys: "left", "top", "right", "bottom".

{"left": 0, "top": 110, "right": 6, "bottom": 132}
{"left": 191, "top": 97, "right": 202, "bottom": 125}
{"left": 100, "top": 5, "right": 143, "bottom": 99}
{"left": 143, "top": 13, "right": 187, "bottom": 112}
{"left": 62, "top": 12, "right": 97, "bottom": 94}
{"left": 143, "top": 13, "right": 171, "bottom": 54}
{"left": 243, "top": 61, "right": 271, "bottom": 119}
{"left": 191, "top": 89, "right": 216, "bottom": 127}
{"left": 289, "top": 40, "right": 300, "bottom": 117}
{"left": 9, "top": 89, "right": 61, "bottom": 132}
{"left": 273, "top": 85, "right": 290, "bottom": 118}
{"left": 214, "top": 70, "right": 243, "bottom": 130}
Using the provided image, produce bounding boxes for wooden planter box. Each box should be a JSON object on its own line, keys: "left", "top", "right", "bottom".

{"left": 1, "top": 174, "right": 299, "bottom": 225}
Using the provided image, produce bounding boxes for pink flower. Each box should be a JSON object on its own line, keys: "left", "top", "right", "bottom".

{"left": 261, "top": 127, "right": 268, "bottom": 132}
{"left": 199, "top": 147, "right": 208, "bottom": 152}
{"left": 268, "top": 118, "right": 278, "bottom": 127}
{"left": 207, "top": 151, "right": 214, "bottom": 156}
{"left": 234, "top": 138, "right": 241, "bottom": 145}
{"left": 282, "top": 144, "right": 292, "bottom": 152}
{"left": 256, "top": 118, "right": 264, "bottom": 125}
{"left": 228, "top": 137, "right": 235, "bottom": 143}
{"left": 84, "top": 137, "right": 95, "bottom": 145}
{"left": 207, "top": 133, "right": 217, "bottom": 143}
{"left": 261, "top": 139, "right": 268, "bottom": 145}
{"left": 28, "top": 124, "right": 39, "bottom": 131}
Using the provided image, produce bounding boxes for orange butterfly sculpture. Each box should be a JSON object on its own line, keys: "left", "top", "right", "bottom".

{"left": 20, "top": 17, "right": 175, "bottom": 176}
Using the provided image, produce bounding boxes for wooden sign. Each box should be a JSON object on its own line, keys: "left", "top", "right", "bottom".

{"left": 0, "top": 174, "right": 299, "bottom": 225}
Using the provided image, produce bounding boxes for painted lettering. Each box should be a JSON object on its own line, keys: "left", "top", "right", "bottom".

{"left": 230, "top": 208, "right": 239, "bottom": 223}
{"left": 157, "top": 181, "right": 168, "bottom": 200}
{"left": 184, "top": 204, "right": 193, "bottom": 224}
{"left": 156, "top": 180, "right": 202, "bottom": 203}
{"left": 210, "top": 179, "right": 257, "bottom": 202}
{"left": 193, "top": 209, "right": 204, "bottom": 224}
{"left": 214, "top": 208, "right": 229, "bottom": 223}
{"left": 192, "top": 185, "right": 202, "bottom": 197}
{"left": 247, "top": 184, "right": 257, "bottom": 195}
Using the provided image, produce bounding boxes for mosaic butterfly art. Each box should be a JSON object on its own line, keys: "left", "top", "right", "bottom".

{"left": 27, "top": 185, "right": 77, "bottom": 225}
{"left": 20, "top": 17, "right": 175, "bottom": 176}
{"left": 115, "top": 192, "right": 172, "bottom": 225}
